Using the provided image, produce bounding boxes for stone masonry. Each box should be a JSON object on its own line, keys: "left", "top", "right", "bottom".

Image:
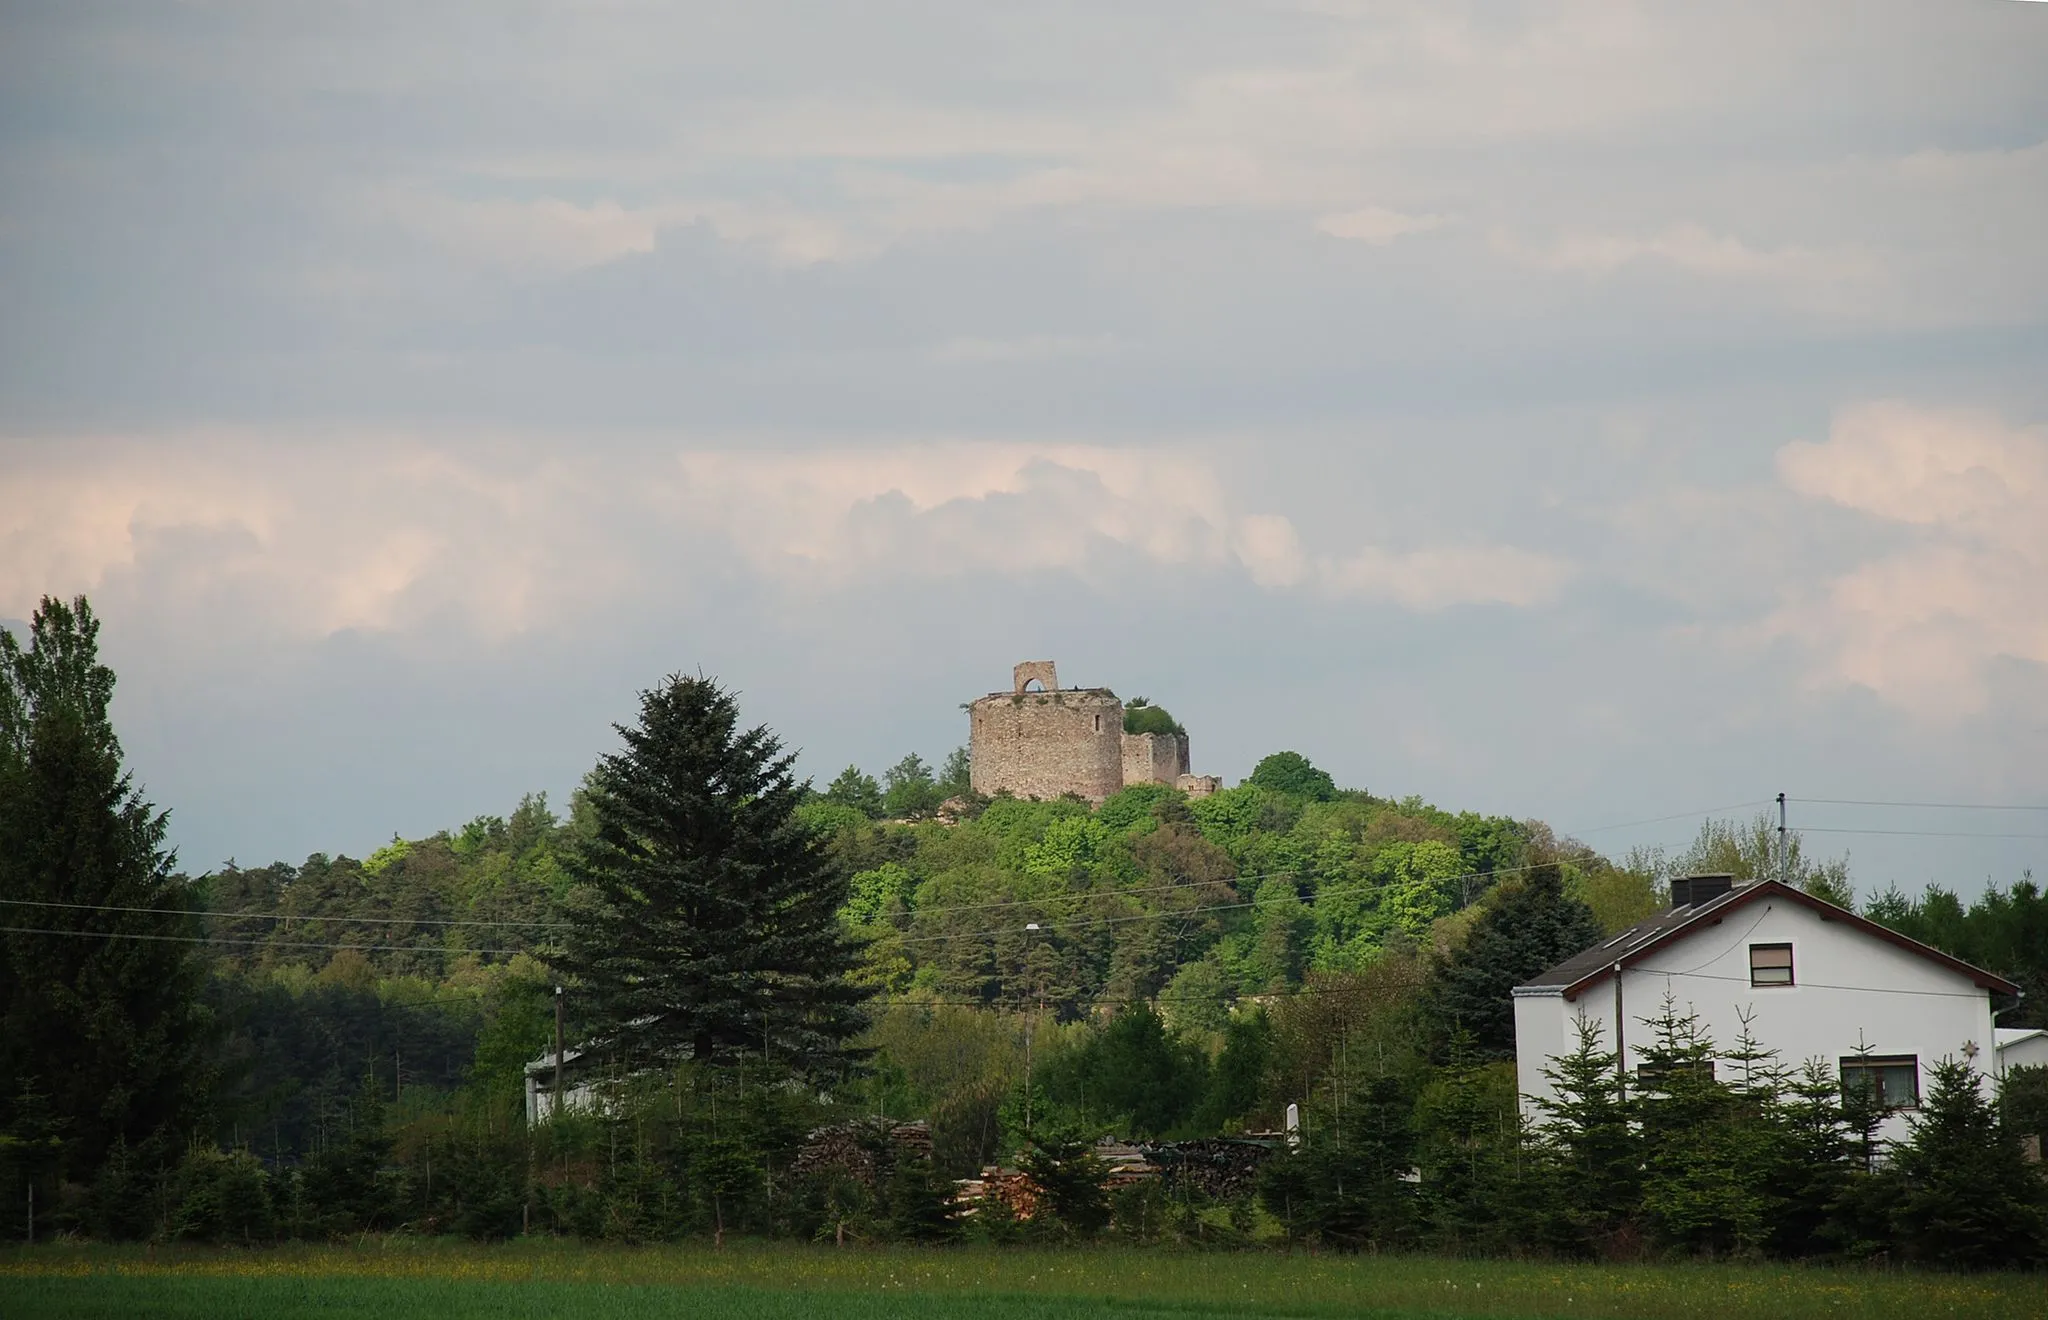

{"left": 967, "top": 660, "right": 1210, "bottom": 804}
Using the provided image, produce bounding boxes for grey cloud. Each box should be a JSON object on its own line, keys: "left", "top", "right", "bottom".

{"left": 2, "top": 1, "right": 2046, "bottom": 891}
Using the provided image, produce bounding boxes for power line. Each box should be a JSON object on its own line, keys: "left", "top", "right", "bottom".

{"left": 1566, "top": 800, "right": 1772, "bottom": 835}
{"left": 1791, "top": 797, "right": 2048, "bottom": 813}
{"left": 0, "top": 924, "right": 527, "bottom": 958}
{"left": 1796, "top": 826, "right": 2048, "bottom": 842}
{"left": 0, "top": 896, "right": 571, "bottom": 929}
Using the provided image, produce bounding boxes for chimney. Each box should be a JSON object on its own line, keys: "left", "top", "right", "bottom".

{"left": 1669, "top": 876, "right": 1693, "bottom": 908}
{"left": 1686, "top": 873, "right": 1735, "bottom": 905}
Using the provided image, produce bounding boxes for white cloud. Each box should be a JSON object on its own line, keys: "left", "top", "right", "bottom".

{"left": 1768, "top": 403, "right": 2048, "bottom": 715}
{"left": 1316, "top": 206, "right": 1447, "bottom": 245}
{"left": 0, "top": 440, "right": 637, "bottom": 640}
{"left": 668, "top": 442, "right": 1570, "bottom": 608}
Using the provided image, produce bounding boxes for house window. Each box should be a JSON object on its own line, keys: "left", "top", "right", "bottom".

{"left": 1094, "top": 714, "right": 1101, "bottom": 732}
{"left": 1636, "top": 1059, "right": 1716, "bottom": 1088}
{"left": 1749, "top": 943, "right": 1794, "bottom": 987}
{"left": 1841, "top": 1055, "right": 1919, "bottom": 1109}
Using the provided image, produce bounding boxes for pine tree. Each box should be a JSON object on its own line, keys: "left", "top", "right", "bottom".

{"left": 560, "top": 674, "right": 873, "bottom": 1077}
{"left": 1888, "top": 1057, "right": 2048, "bottom": 1269}
{"left": 0, "top": 596, "right": 212, "bottom": 1186}
{"left": 1533, "top": 1014, "right": 1639, "bottom": 1252}
{"left": 1426, "top": 864, "right": 1602, "bottom": 1058}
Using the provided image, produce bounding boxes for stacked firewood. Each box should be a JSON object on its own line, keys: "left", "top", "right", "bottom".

{"left": 954, "top": 1166, "right": 1043, "bottom": 1219}
{"left": 790, "top": 1118, "right": 933, "bottom": 1187}
{"left": 1137, "top": 1138, "right": 1277, "bottom": 1201}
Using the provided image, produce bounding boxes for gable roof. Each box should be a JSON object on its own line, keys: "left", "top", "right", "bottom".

{"left": 1517, "top": 878, "right": 2019, "bottom": 1001}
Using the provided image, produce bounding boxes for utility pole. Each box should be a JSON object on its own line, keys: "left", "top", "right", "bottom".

{"left": 1612, "top": 963, "right": 1626, "bottom": 1102}
{"left": 1777, "top": 792, "right": 1789, "bottom": 887}
{"left": 553, "top": 985, "right": 566, "bottom": 1119}
{"left": 1024, "top": 923, "right": 1041, "bottom": 1139}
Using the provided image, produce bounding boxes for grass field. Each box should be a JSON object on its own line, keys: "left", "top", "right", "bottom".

{"left": 3, "top": 1241, "right": 2043, "bottom": 1320}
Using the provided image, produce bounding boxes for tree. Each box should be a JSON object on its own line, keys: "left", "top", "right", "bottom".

{"left": 1121, "top": 698, "right": 1184, "bottom": 737}
{"left": 1247, "top": 751, "right": 1338, "bottom": 803}
{"left": 0, "top": 596, "right": 213, "bottom": 1182}
{"left": 1423, "top": 865, "right": 1601, "bottom": 1058}
{"left": 1887, "top": 1058, "right": 2048, "bottom": 1269}
{"left": 560, "top": 673, "right": 873, "bottom": 1078}
{"left": 936, "top": 746, "right": 973, "bottom": 800}
{"left": 882, "top": 754, "right": 941, "bottom": 820}
{"left": 1532, "top": 1015, "right": 1639, "bottom": 1252}
{"left": 1668, "top": 813, "right": 1852, "bottom": 906}
{"left": 822, "top": 765, "right": 885, "bottom": 819}
{"left": 1019, "top": 1126, "right": 1111, "bottom": 1238}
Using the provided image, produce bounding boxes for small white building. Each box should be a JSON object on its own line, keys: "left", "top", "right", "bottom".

{"left": 1513, "top": 876, "right": 2020, "bottom": 1146}
{"left": 1999, "top": 1028, "right": 2048, "bottom": 1073}
{"left": 523, "top": 1044, "right": 601, "bottom": 1125}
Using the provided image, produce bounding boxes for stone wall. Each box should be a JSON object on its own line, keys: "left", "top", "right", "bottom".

{"left": 1176, "top": 774, "right": 1222, "bottom": 799}
{"left": 969, "top": 687, "right": 1126, "bottom": 803}
{"left": 1121, "top": 731, "right": 1190, "bottom": 786}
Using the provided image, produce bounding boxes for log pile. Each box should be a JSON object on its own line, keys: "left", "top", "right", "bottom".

{"left": 1137, "top": 1138, "right": 1277, "bottom": 1201}
{"left": 954, "top": 1166, "right": 1043, "bottom": 1219}
{"left": 789, "top": 1118, "right": 933, "bottom": 1187}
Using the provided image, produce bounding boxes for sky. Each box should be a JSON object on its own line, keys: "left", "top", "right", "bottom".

{"left": 2, "top": 1, "right": 2045, "bottom": 899}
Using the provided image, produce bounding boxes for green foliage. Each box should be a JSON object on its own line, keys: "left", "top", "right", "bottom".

{"left": 1036, "top": 1002, "right": 1208, "bottom": 1139}
{"left": 1531, "top": 1015, "right": 1637, "bottom": 1252}
{"left": 1246, "top": 751, "right": 1338, "bottom": 802}
{"left": 823, "top": 766, "right": 886, "bottom": 819}
{"left": 883, "top": 754, "right": 944, "bottom": 820}
{"left": 1887, "top": 1057, "right": 2048, "bottom": 1268}
{"left": 1424, "top": 865, "right": 1601, "bottom": 1058}
{"left": 559, "top": 673, "right": 873, "bottom": 1078}
{"left": 1020, "top": 1127, "right": 1111, "bottom": 1238}
{"left": 1258, "top": 1074, "right": 1418, "bottom": 1249}
{"left": 936, "top": 747, "right": 973, "bottom": 800}
{"left": 1865, "top": 878, "right": 2048, "bottom": 1028}
{"left": 167, "top": 1145, "right": 276, "bottom": 1243}
{"left": 1121, "top": 699, "right": 1184, "bottom": 736}
{"left": 2003, "top": 1063, "right": 2048, "bottom": 1142}
{"left": 0, "top": 595, "right": 214, "bottom": 1185}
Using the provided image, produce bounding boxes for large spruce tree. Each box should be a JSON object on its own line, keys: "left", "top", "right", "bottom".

{"left": 1424, "top": 863, "right": 1602, "bottom": 1058}
{"left": 560, "top": 673, "right": 871, "bottom": 1077}
{"left": 0, "top": 596, "right": 212, "bottom": 1177}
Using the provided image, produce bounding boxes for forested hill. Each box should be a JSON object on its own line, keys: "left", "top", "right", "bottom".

{"left": 200, "top": 750, "right": 2046, "bottom": 1028}
{"left": 200, "top": 759, "right": 1654, "bottom": 1010}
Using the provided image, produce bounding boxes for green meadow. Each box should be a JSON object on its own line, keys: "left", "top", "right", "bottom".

{"left": 4, "top": 1243, "right": 2042, "bottom": 1320}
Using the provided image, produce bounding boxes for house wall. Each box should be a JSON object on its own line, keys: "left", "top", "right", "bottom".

{"left": 524, "top": 1070, "right": 599, "bottom": 1125}
{"left": 1515, "top": 894, "right": 1998, "bottom": 1146}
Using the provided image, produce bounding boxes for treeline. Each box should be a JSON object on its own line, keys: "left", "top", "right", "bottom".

{"left": 4, "top": 593, "right": 2046, "bottom": 1267}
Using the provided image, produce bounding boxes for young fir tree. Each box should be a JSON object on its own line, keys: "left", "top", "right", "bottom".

{"left": 1887, "top": 1057, "right": 2048, "bottom": 1269}
{"left": 561, "top": 674, "right": 873, "bottom": 1078}
{"left": 0, "top": 596, "right": 212, "bottom": 1187}
{"left": 1632, "top": 997, "right": 1771, "bottom": 1258}
{"left": 1532, "top": 1014, "right": 1639, "bottom": 1253}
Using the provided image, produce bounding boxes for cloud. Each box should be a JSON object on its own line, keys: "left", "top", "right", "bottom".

{"left": 669, "top": 442, "right": 1570, "bottom": 608}
{"left": 1768, "top": 403, "right": 2048, "bottom": 715}
{"left": 0, "top": 440, "right": 638, "bottom": 641}
{"left": 1316, "top": 207, "right": 1448, "bottom": 245}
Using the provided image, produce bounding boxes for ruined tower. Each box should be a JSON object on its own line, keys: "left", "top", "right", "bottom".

{"left": 966, "top": 660, "right": 1215, "bottom": 803}
{"left": 967, "top": 661, "right": 1125, "bottom": 803}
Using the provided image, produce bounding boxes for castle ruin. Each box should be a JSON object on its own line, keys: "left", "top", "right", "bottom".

{"left": 967, "top": 660, "right": 1221, "bottom": 804}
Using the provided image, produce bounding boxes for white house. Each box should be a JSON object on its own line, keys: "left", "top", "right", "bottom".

{"left": 1513, "top": 876, "right": 2020, "bottom": 1146}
